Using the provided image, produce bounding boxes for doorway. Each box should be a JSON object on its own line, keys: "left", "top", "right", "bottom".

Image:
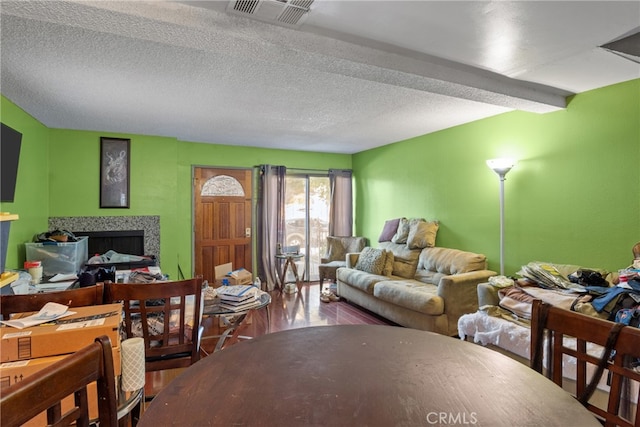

{"left": 284, "top": 173, "right": 330, "bottom": 281}
{"left": 193, "top": 167, "right": 253, "bottom": 283}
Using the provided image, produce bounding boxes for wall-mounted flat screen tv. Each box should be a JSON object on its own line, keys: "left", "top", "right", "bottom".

{"left": 1, "top": 123, "right": 22, "bottom": 202}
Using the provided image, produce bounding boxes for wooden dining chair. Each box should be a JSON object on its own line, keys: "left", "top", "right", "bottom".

{"left": 0, "top": 335, "right": 118, "bottom": 427}
{"left": 104, "top": 277, "right": 203, "bottom": 372}
{"left": 0, "top": 283, "right": 104, "bottom": 320}
{"left": 531, "top": 299, "right": 640, "bottom": 427}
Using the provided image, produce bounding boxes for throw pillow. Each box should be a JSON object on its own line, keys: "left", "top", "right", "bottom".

{"left": 326, "top": 237, "right": 346, "bottom": 262}
{"left": 382, "top": 250, "right": 394, "bottom": 276}
{"left": 378, "top": 218, "right": 400, "bottom": 242}
{"left": 355, "top": 247, "right": 386, "bottom": 275}
{"left": 391, "top": 218, "right": 410, "bottom": 244}
{"left": 407, "top": 219, "right": 439, "bottom": 249}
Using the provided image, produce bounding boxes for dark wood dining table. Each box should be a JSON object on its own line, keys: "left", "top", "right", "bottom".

{"left": 138, "top": 325, "right": 601, "bottom": 426}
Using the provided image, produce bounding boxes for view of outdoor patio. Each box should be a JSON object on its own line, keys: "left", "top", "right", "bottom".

{"left": 284, "top": 175, "right": 330, "bottom": 282}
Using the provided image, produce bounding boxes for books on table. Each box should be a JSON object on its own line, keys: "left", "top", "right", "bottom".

{"left": 216, "top": 285, "right": 258, "bottom": 302}
{"left": 214, "top": 285, "right": 261, "bottom": 312}
{"left": 218, "top": 298, "right": 262, "bottom": 312}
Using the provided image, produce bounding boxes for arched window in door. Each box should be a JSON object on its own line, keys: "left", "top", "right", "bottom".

{"left": 201, "top": 175, "right": 245, "bottom": 197}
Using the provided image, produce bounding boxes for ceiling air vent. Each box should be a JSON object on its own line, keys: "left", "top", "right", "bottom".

{"left": 278, "top": 0, "right": 313, "bottom": 25}
{"left": 227, "top": 0, "right": 314, "bottom": 28}
{"left": 233, "top": 0, "right": 260, "bottom": 15}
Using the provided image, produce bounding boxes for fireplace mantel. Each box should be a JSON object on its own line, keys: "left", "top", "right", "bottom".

{"left": 49, "top": 216, "right": 160, "bottom": 263}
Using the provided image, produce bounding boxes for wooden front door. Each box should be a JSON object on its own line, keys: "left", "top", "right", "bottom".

{"left": 194, "top": 167, "right": 253, "bottom": 284}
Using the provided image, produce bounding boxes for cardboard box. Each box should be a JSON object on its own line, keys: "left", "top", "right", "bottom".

{"left": 214, "top": 262, "right": 233, "bottom": 287}
{"left": 214, "top": 263, "right": 252, "bottom": 286}
{"left": 0, "top": 346, "right": 121, "bottom": 389}
{"left": 0, "top": 304, "right": 122, "bottom": 362}
{"left": 228, "top": 268, "right": 252, "bottom": 285}
{"left": 0, "top": 347, "right": 121, "bottom": 426}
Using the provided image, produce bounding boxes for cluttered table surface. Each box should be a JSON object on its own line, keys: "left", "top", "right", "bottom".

{"left": 138, "top": 325, "right": 601, "bottom": 427}
{"left": 203, "top": 288, "right": 271, "bottom": 316}
{"left": 201, "top": 285, "right": 271, "bottom": 353}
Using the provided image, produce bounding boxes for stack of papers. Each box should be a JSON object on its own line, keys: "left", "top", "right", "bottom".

{"left": 1, "top": 302, "right": 75, "bottom": 329}
{"left": 518, "top": 262, "right": 584, "bottom": 292}
{"left": 217, "top": 299, "right": 261, "bottom": 312}
{"left": 216, "top": 285, "right": 258, "bottom": 301}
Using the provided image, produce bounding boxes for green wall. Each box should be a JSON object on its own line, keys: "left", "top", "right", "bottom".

{"left": 353, "top": 79, "right": 640, "bottom": 275}
{"left": 47, "top": 133, "right": 350, "bottom": 280}
{"left": 0, "top": 98, "right": 50, "bottom": 270}
{"left": 2, "top": 79, "right": 638, "bottom": 279}
{"left": 1, "top": 94, "right": 351, "bottom": 279}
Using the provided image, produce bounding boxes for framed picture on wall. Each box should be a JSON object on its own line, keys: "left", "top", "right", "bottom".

{"left": 100, "top": 137, "right": 130, "bottom": 208}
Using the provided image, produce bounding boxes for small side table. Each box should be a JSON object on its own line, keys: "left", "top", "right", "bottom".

{"left": 275, "top": 253, "right": 304, "bottom": 293}
{"left": 201, "top": 292, "right": 272, "bottom": 353}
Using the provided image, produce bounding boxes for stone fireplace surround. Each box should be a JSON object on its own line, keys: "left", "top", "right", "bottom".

{"left": 49, "top": 216, "right": 160, "bottom": 264}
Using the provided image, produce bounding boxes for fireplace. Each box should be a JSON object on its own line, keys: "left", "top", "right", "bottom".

{"left": 74, "top": 230, "right": 145, "bottom": 258}
{"left": 49, "top": 216, "right": 160, "bottom": 263}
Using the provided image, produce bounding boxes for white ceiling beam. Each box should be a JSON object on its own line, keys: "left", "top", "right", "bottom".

{"left": 2, "top": 0, "right": 569, "bottom": 113}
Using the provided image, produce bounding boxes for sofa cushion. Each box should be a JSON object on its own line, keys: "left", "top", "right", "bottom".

{"left": 378, "top": 218, "right": 400, "bottom": 243}
{"left": 337, "top": 268, "right": 386, "bottom": 294}
{"left": 378, "top": 242, "right": 420, "bottom": 279}
{"left": 413, "top": 270, "right": 446, "bottom": 286}
{"left": 382, "top": 250, "right": 394, "bottom": 276}
{"left": 407, "top": 219, "right": 439, "bottom": 249}
{"left": 391, "top": 217, "right": 410, "bottom": 244}
{"left": 355, "top": 247, "right": 386, "bottom": 275}
{"left": 323, "top": 260, "right": 346, "bottom": 269}
{"left": 373, "top": 280, "right": 444, "bottom": 315}
{"left": 418, "top": 247, "right": 487, "bottom": 275}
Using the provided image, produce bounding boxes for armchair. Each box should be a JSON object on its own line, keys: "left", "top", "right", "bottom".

{"left": 319, "top": 236, "right": 367, "bottom": 288}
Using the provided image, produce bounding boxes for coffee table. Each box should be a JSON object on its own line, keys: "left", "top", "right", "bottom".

{"left": 201, "top": 291, "right": 271, "bottom": 353}
{"left": 139, "top": 325, "right": 601, "bottom": 426}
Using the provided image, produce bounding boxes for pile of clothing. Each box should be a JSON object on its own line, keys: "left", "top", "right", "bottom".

{"left": 34, "top": 229, "right": 78, "bottom": 243}
{"left": 507, "top": 262, "right": 640, "bottom": 325}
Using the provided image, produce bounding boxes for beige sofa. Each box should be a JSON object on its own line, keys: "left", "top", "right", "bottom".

{"left": 337, "top": 242, "right": 497, "bottom": 336}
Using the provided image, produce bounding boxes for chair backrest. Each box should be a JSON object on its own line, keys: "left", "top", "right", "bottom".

{"left": 0, "top": 335, "right": 118, "bottom": 427}
{"left": 104, "top": 277, "right": 203, "bottom": 372}
{"left": 324, "top": 236, "right": 367, "bottom": 261}
{"left": 344, "top": 236, "right": 367, "bottom": 254}
{"left": 531, "top": 299, "right": 640, "bottom": 427}
{"left": 0, "top": 283, "right": 104, "bottom": 320}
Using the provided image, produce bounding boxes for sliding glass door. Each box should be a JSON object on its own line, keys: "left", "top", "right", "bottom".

{"left": 284, "top": 173, "right": 329, "bottom": 282}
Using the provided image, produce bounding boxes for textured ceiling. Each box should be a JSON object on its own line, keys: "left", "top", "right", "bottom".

{"left": 1, "top": 1, "right": 638, "bottom": 154}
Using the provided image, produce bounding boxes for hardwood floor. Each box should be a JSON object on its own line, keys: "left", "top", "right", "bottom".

{"left": 144, "top": 282, "right": 395, "bottom": 398}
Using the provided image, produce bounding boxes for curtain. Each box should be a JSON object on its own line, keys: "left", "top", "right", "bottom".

{"left": 257, "top": 165, "right": 286, "bottom": 291}
{"left": 328, "top": 169, "right": 353, "bottom": 237}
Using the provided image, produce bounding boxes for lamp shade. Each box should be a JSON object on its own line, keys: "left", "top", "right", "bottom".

{"left": 486, "top": 158, "right": 516, "bottom": 178}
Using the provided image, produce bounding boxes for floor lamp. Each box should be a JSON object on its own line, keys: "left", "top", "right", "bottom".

{"left": 486, "top": 158, "right": 516, "bottom": 276}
